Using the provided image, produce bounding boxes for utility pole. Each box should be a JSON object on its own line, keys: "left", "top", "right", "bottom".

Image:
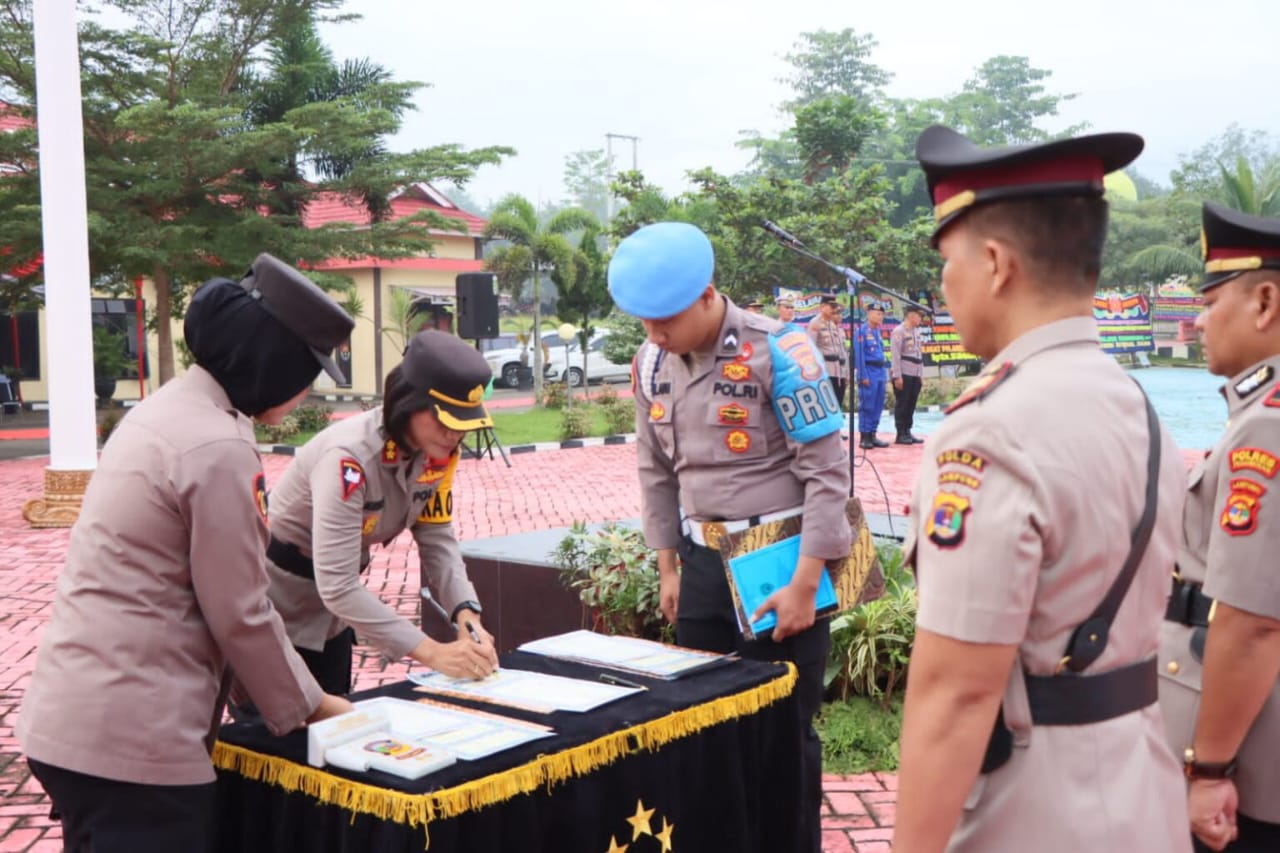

{"left": 604, "top": 132, "right": 639, "bottom": 229}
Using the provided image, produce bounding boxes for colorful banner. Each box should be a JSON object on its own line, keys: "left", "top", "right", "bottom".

{"left": 1153, "top": 282, "right": 1200, "bottom": 322}
{"left": 917, "top": 314, "right": 982, "bottom": 366}
{"left": 1093, "top": 292, "right": 1154, "bottom": 354}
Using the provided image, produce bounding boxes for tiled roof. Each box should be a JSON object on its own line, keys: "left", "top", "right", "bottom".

{"left": 300, "top": 182, "right": 486, "bottom": 237}
{"left": 309, "top": 256, "right": 486, "bottom": 272}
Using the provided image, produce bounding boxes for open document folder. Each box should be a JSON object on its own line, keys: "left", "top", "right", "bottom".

{"left": 725, "top": 534, "right": 839, "bottom": 641}
{"left": 518, "top": 630, "right": 737, "bottom": 680}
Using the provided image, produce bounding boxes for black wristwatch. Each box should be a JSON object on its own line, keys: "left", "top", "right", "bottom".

{"left": 1183, "top": 748, "right": 1237, "bottom": 781}
{"left": 450, "top": 600, "right": 483, "bottom": 623}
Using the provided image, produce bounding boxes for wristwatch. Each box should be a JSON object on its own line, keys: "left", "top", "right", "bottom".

{"left": 1183, "top": 748, "right": 1237, "bottom": 781}
{"left": 450, "top": 600, "right": 483, "bottom": 624}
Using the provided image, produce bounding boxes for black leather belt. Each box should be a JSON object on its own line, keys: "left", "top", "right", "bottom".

{"left": 864, "top": 360, "right": 885, "bottom": 367}
{"left": 822, "top": 355, "right": 844, "bottom": 363}
{"left": 267, "top": 536, "right": 314, "bottom": 580}
{"left": 1165, "top": 575, "right": 1214, "bottom": 627}
{"left": 1025, "top": 658, "right": 1158, "bottom": 725}
{"left": 902, "top": 356, "right": 922, "bottom": 364}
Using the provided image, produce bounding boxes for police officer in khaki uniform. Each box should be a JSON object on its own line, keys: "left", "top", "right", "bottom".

{"left": 18, "top": 254, "right": 356, "bottom": 853}
{"left": 893, "top": 127, "right": 1190, "bottom": 853}
{"left": 806, "top": 294, "right": 849, "bottom": 407}
{"left": 609, "top": 222, "right": 851, "bottom": 853}
{"left": 1158, "top": 203, "right": 1280, "bottom": 852}
{"left": 265, "top": 329, "right": 499, "bottom": 694}
{"left": 890, "top": 305, "right": 926, "bottom": 444}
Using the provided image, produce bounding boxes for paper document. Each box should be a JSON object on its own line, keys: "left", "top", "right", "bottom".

{"left": 518, "top": 630, "right": 737, "bottom": 679}
{"left": 351, "top": 696, "right": 553, "bottom": 762}
{"left": 408, "top": 667, "right": 641, "bottom": 713}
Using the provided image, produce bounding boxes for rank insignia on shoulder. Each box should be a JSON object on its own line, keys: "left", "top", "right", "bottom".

{"left": 252, "top": 472, "right": 268, "bottom": 526}
{"left": 722, "top": 329, "right": 740, "bottom": 352}
{"left": 926, "top": 491, "right": 971, "bottom": 548}
{"left": 1221, "top": 478, "right": 1266, "bottom": 537}
{"left": 725, "top": 429, "right": 751, "bottom": 453}
{"left": 650, "top": 402, "right": 666, "bottom": 421}
{"left": 944, "top": 362, "right": 1014, "bottom": 415}
{"left": 718, "top": 403, "right": 749, "bottom": 425}
{"left": 1266, "top": 384, "right": 1280, "bottom": 409}
{"left": 340, "top": 458, "right": 365, "bottom": 501}
{"left": 1234, "top": 365, "right": 1275, "bottom": 399}
{"left": 381, "top": 440, "right": 401, "bottom": 464}
{"left": 1229, "top": 447, "right": 1279, "bottom": 479}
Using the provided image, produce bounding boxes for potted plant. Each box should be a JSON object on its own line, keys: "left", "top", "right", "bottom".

{"left": 92, "top": 325, "right": 130, "bottom": 405}
{"left": 552, "top": 522, "right": 672, "bottom": 641}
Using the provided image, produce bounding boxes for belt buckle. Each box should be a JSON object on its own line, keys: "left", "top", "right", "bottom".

{"left": 700, "top": 522, "right": 726, "bottom": 551}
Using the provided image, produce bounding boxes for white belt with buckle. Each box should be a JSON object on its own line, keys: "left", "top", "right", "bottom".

{"left": 684, "top": 506, "right": 803, "bottom": 549}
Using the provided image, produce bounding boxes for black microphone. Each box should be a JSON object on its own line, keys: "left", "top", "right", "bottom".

{"left": 760, "top": 220, "right": 804, "bottom": 247}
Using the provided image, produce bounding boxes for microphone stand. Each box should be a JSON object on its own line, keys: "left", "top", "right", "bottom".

{"left": 766, "top": 235, "right": 932, "bottom": 495}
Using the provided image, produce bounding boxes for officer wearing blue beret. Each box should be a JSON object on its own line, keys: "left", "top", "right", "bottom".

{"left": 611, "top": 222, "right": 853, "bottom": 853}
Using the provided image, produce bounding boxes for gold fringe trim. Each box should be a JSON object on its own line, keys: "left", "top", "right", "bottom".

{"left": 213, "top": 664, "right": 797, "bottom": 834}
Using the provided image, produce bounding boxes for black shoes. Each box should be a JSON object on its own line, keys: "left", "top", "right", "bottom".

{"left": 895, "top": 434, "right": 923, "bottom": 445}
{"left": 859, "top": 434, "right": 890, "bottom": 449}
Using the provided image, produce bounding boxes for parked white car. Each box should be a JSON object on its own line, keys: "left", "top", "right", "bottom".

{"left": 561, "top": 333, "right": 631, "bottom": 387}
{"left": 483, "top": 330, "right": 565, "bottom": 388}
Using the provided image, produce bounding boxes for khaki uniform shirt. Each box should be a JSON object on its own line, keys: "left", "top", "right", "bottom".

{"left": 806, "top": 315, "right": 850, "bottom": 382}
{"left": 1158, "top": 355, "right": 1280, "bottom": 823}
{"left": 17, "top": 367, "right": 322, "bottom": 786}
{"left": 890, "top": 323, "right": 924, "bottom": 379}
{"left": 634, "top": 298, "right": 850, "bottom": 561}
{"left": 266, "top": 408, "right": 476, "bottom": 658}
{"left": 905, "top": 317, "right": 1189, "bottom": 852}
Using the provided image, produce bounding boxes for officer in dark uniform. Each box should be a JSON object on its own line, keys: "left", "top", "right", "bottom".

{"left": 18, "top": 254, "right": 357, "bottom": 853}
{"left": 1158, "top": 203, "right": 1280, "bottom": 852}
{"left": 854, "top": 301, "right": 889, "bottom": 448}
{"left": 610, "top": 222, "right": 851, "bottom": 853}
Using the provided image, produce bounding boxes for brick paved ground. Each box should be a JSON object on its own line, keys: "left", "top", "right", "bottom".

{"left": 0, "top": 436, "right": 1207, "bottom": 851}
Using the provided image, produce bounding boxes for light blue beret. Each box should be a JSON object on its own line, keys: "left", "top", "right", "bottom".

{"left": 607, "top": 222, "right": 714, "bottom": 319}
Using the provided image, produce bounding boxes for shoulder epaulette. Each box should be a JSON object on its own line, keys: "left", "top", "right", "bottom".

{"left": 1234, "top": 364, "right": 1275, "bottom": 399}
{"left": 944, "top": 362, "right": 1015, "bottom": 415}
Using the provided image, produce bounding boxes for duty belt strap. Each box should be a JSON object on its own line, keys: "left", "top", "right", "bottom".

{"left": 983, "top": 384, "right": 1161, "bottom": 770}
{"left": 268, "top": 536, "right": 316, "bottom": 580}
{"left": 864, "top": 360, "right": 885, "bottom": 367}
{"left": 1165, "top": 575, "right": 1214, "bottom": 627}
{"left": 902, "top": 356, "right": 922, "bottom": 364}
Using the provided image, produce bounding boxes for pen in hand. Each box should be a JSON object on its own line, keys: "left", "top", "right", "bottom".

{"left": 466, "top": 623, "right": 483, "bottom": 645}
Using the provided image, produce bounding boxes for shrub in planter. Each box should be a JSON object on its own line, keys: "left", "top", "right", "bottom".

{"left": 559, "top": 406, "right": 591, "bottom": 440}
{"left": 540, "top": 381, "right": 568, "bottom": 410}
{"left": 552, "top": 521, "right": 671, "bottom": 642}
{"left": 254, "top": 413, "right": 301, "bottom": 445}
{"left": 292, "top": 404, "right": 334, "bottom": 433}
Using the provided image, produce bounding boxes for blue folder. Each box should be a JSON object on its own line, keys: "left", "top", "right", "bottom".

{"left": 726, "top": 534, "right": 839, "bottom": 637}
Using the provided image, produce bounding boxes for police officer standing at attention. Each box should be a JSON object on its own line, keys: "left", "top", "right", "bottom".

{"left": 264, "top": 329, "right": 500, "bottom": 694}
{"left": 890, "top": 305, "right": 926, "bottom": 444}
{"left": 610, "top": 222, "right": 850, "bottom": 853}
{"left": 853, "top": 301, "right": 890, "bottom": 449}
{"left": 806, "top": 294, "right": 850, "bottom": 410}
{"left": 18, "top": 254, "right": 357, "bottom": 852}
{"left": 1158, "top": 203, "right": 1280, "bottom": 852}
{"left": 893, "top": 126, "right": 1190, "bottom": 853}
{"left": 776, "top": 296, "right": 803, "bottom": 333}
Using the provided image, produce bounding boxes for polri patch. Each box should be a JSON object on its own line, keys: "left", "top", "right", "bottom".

{"left": 1230, "top": 447, "right": 1279, "bottom": 479}
{"left": 722, "top": 362, "right": 751, "bottom": 382}
{"left": 944, "top": 362, "right": 1014, "bottom": 414}
{"left": 926, "top": 491, "right": 971, "bottom": 549}
{"left": 936, "top": 448, "right": 987, "bottom": 472}
{"left": 718, "top": 403, "right": 749, "bottom": 425}
{"left": 725, "top": 429, "right": 751, "bottom": 453}
{"left": 650, "top": 402, "right": 666, "bottom": 421}
{"left": 340, "top": 458, "right": 365, "bottom": 501}
{"left": 1221, "top": 478, "right": 1265, "bottom": 537}
{"left": 1234, "top": 365, "right": 1275, "bottom": 399}
{"left": 252, "top": 472, "right": 268, "bottom": 526}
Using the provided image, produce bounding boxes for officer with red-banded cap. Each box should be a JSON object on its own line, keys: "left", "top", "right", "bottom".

{"left": 609, "top": 221, "right": 850, "bottom": 853}
{"left": 263, "top": 329, "right": 500, "bottom": 696}
{"left": 18, "top": 253, "right": 357, "bottom": 853}
{"left": 1159, "top": 203, "right": 1280, "bottom": 852}
{"left": 893, "top": 127, "right": 1190, "bottom": 853}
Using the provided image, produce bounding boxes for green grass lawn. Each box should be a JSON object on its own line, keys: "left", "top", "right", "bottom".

{"left": 490, "top": 405, "right": 619, "bottom": 445}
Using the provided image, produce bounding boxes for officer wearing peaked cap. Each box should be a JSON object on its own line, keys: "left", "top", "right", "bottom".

{"left": 893, "top": 127, "right": 1191, "bottom": 853}
{"left": 1158, "top": 203, "right": 1280, "bottom": 852}
{"left": 806, "top": 294, "right": 850, "bottom": 418}
{"left": 611, "top": 222, "right": 851, "bottom": 853}
{"left": 18, "top": 254, "right": 357, "bottom": 852}
{"left": 262, "top": 329, "right": 499, "bottom": 701}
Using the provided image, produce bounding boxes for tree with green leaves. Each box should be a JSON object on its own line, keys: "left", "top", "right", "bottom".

{"left": 943, "top": 56, "right": 1084, "bottom": 146}
{"left": 553, "top": 224, "right": 611, "bottom": 386}
{"left": 563, "top": 149, "right": 610, "bottom": 224}
{"left": 780, "top": 28, "right": 891, "bottom": 112}
{"left": 0, "top": 0, "right": 512, "bottom": 383}
{"left": 483, "top": 195, "right": 596, "bottom": 396}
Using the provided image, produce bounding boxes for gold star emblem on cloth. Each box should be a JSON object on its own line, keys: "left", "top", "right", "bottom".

{"left": 626, "top": 800, "right": 654, "bottom": 841}
{"left": 655, "top": 816, "right": 675, "bottom": 852}
{"left": 604, "top": 836, "right": 629, "bottom": 853}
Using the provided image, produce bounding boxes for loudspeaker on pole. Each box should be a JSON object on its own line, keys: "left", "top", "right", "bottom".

{"left": 455, "top": 273, "right": 499, "bottom": 339}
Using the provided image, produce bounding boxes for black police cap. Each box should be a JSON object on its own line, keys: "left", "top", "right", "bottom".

{"left": 240, "top": 253, "right": 354, "bottom": 383}
{"left": 400, "top": 330, "right": 493, "bottom": 431}
{"left": 915, "top": 125, "right": 1144, "bottom": 243}
{"left": 1200, "top": 201, "right": 1280, "bottom": 292}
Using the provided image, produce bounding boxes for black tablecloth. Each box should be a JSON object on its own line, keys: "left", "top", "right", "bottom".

{"left": 213, "top": 651, "right": 803, "bottom": 852}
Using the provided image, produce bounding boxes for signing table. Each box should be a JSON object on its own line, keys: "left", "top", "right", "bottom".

{"left": 212, "top": 651, "right": 802, "bottom": 853}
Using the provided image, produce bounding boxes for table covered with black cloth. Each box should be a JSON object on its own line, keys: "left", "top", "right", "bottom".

{"left": 212, "top": 650, "right": 802, "bottom": 853}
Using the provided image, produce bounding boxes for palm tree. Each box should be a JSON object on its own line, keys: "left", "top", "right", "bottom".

{"left": 484, "top": 196, "right": 596, "bottom": 396}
